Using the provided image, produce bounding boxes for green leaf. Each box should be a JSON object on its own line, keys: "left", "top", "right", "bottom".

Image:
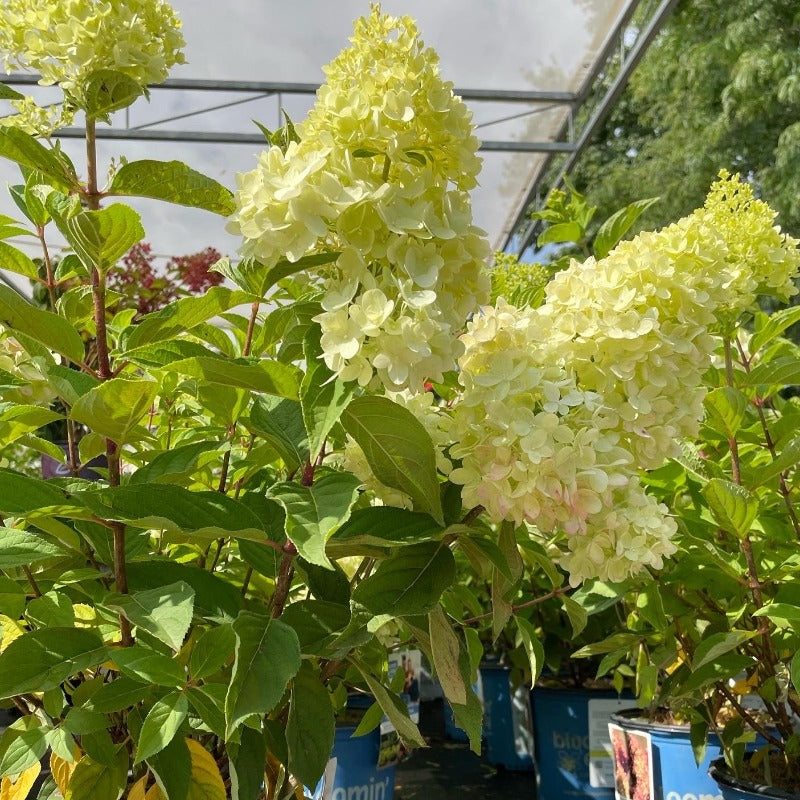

{"left": 163, "top": 356, "right": 300, "bottom": 400}
{"left": 537, "top": 220, "right": 583, "bottom": 247}
{"left": 692, "top": 631, "right": 757, "bottom": 671}
{"left": 593, "top": 197, "right": 659, "bottom": 259}
{"left": 70, "top": 378, "right": 157, "bottom": 445}
{"left": 44, "top": 364, "right": 100, "bottom": 405}
{"left": 286, "top": 663, "right": 335, "bottom": 788}
{"left": 63, "top": 708, "right": 111, "bottom": 735}
{"left": 561, "top": 595, "right": 589, "bottom": 637}
{"left": 111, "top": 646, "right": 186, "bottom": 688}
{"left": 84, "top": 677, "right": 149, "bottom": 713}
{"left": 300, "top": 560, "right": 350, "bottom": 605}
{"left": 0, "top": 718, "right": 48, "bottom": 777}
{"left": 187, "top": 685, "right": 226, "bottom": 740}
{"left": 791, "top": 651, "right": 800, "bottom": 692}
{"left": 129, "top": 441, "right": 220, "bottom": 485}
{"left": 0, "top": 241, "right": 38, "bottom": 280}
{"left": 260, "top": 251, "right": 341, "bottom": 295}
{"left": 702, "top": 479, "right": 759, "bottom": 539}
{"left": 76, "top": 483, "right": 268, "bottom": 541}
{"left": 249, "top": 397, "right": 309, "bottom": 472}
{"left": 0, "top": 529, "right": 66, "bottom": 567}
{"left": 678, "top": 654, "right": 753, "bottom": 695}
{"left": 124, "top": 340, "right": 224, "bottom": 369}
{"left": 189, "top": 625, "right": 236, "bottom": 681}
{"left": 341, "top": 396, "right": 444, "bottom": 524}
{"left": 752, "top": 603, "right": 800, "bottom": 630}
{"left": 230, "top": 726, "right": 266, "bottom": 800}
{"left": 0, "top": 577, "right": 25, "bottom": 618}
{"left": 0, "top": 628, "right": 107, "bottom": 697}
{"left": 497, "top": 520, "right": 523, "bottom": 583}
{"left": 301, "top": 331, "right": 355, "bottom": 461}
{"left": 750, "top": 306, "right": 800, "bottom": 354}
{"left": 225, "top": 612, "right": 301, "bottom": 738}
{"left": 515, "top": 616, "right": 545, "bottom": 688}
{"left": 0, "top": 83, "right": 23, "bottom": 101}
{"left": 65, "top": 748, "right": 128, "bottom": 800}
{"left": 572, "top": 632, "right": 641, "bottom": 658}
{"left": 102, "top": 581, "right": 195, "bottom": 651}
{"left": 429, "top": 605, "right": 467, "bottom": 705}
{"left": 270, "top": 472, "right": 361, "bottom": 568}
{"left": 752, "top": 435, "right": 800, "bottom": 487}
{"left": 83, "top": 70, "right": 143, "bottom": 118}
{"left": 210, "top": 254, "right": 336, "bottom": 299}
{"left": 353, "top": 541, "right": 456, "bottom": 616}
{"left": 26, "top": 590, "right": 74, "bottom": 628}
{"left": 125, "top": 287, "right": 254, "bottom": 350}
{"left": 0, "top": 285, "right": 85, "bottom": 363}
{"left": 636, "top": 582, "right": 668, "bottom": 630}
{"left": 146, "top": 734, "right": 191, "bottom": 800}
{"left": 330, "top": 506, "right": 443, "bottom": 552}
{"left": 353, "top": 701, "right": 383, "bottom": 737}
{"left": 704, "top": 387, "right": 749, "bottom": 437}
{"left": 53, "top": 204, "right": 144, "bottom": 274}
{"left": 0, "top": 128, "right": 74, "bottom": 189}
{"left": 127, "top": 561, "right": 242, "bottom": 621}
{"left": 135, "top": 692, "right": 188, "bottom": 764}
{"left": 280, "top": 600, "right": 350, "bottom": 655}
{"left": 740, "top": 356, "right": 800, "bottom": 388}
{"left": 109, "top": 160, "right": 235, "bottom": 216}
{"left": 355, "top": 668, "right": 425, "bottom": 749}
{"left": 491, "top": 567, "right": 513, "bottom": 642}
{"left": 0, "top": 404, "right": 61, "bottom": 444}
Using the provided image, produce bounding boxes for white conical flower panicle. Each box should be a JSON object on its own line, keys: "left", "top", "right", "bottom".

{"left": 230, "top": 7, "right": 491, "bottom": 393}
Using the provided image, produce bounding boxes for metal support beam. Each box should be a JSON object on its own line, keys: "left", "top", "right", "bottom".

{"left": 51, "top": 126, "right": 576, "bottom": 153}
{"left": 504, "top": 0, "right": 679, "bottom": 255}
{"left": 3, "top": 73, "right": 576, "bottom": 105}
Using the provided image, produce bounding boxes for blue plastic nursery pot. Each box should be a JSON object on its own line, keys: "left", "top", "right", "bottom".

{"left": 531, "top": 686, "right": 633, "bottom": 800}
{"left": 612, "top": 709, "right": 727, "bottom": 800}
{"left": 311, "top": 696, "right": 396, "bottom": 800}
{"left": 317, "top": 725, "right": 396, "bottom": 800}
{"left": 480, "top": 665, "right": 535, "bottom": 772}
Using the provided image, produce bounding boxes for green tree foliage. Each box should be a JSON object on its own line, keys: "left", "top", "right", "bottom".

{"left": 572, "top": 0, "right": 800, "bottom": 235}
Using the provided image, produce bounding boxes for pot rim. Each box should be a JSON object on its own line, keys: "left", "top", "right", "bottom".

{"left": 709, "top": 755, "right": 799, "bottom": 799}
{"left": 610, "top": 707, "right": 696, "bottom": 735}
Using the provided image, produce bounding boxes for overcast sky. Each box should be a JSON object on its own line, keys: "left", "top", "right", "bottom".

{"left": 1, "top": 1, "right": 628, "bottom": 275}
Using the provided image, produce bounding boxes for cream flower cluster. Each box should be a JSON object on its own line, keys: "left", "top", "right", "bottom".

{"left": 339, "top": 284, "right": 681, "bottom": 585}
{"left": 229, "top": 7, "right": 490, "bottom": 392}
{"left": 341, "top": 389, "right": 452, "bottom": 508}
{"left": 0, "top": 95, "right": 74, "bottom": 136}
{"left": 559, "top": 479, "right": 677, "bottom": 586}
{"left": 449, "top": 300, "right": 676, "bottom": 585}
{"left": 451, "top": 174, "right": 800, "bottom": 585}
{"left": 0, "top": 0, "right": 185, "bottom": 108}
{"left": 540, "top": 172, "right": 800, "bottom": 469}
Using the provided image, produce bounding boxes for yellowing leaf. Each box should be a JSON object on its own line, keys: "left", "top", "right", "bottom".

{"left": 145, "top": 787, "right": 166, "bottom": 800}
{"left": 186, "top": 739, "right": 225, "bottom": 800}
{"left": 50, "top": 750, "right": 78, "bottom": 796}
{"left": 0, "top": 761, "right": 41, "bottom": 800}
{"left": 72, "top": 604, "right": 97, "bottom": 625}
{"left": 127, "top": 776, "right": 148, "bottom": 800}
{"left": 0, "top": 615, "right": 25, "bottom": 652}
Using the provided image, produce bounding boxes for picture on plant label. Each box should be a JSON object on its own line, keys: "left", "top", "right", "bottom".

{"left": 609, "top": 724, "right": 654, "bottom": 800}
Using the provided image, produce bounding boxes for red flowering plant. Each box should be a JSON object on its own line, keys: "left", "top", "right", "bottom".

{"left": 108, "top": 242, "right": 224, "bottom": 317}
